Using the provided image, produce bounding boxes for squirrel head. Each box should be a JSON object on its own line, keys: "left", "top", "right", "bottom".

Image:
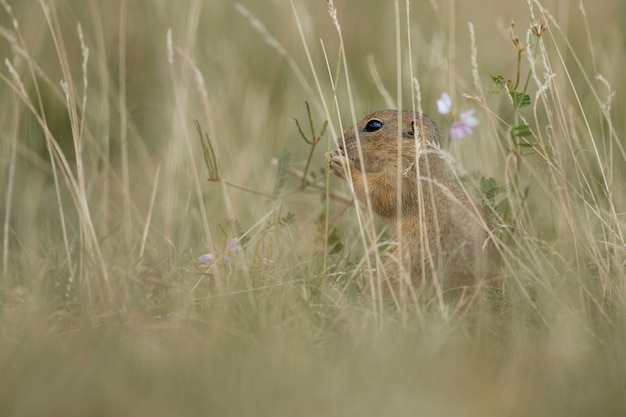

{"left": 338, "top": 110, "right": 441, "bottom": 174}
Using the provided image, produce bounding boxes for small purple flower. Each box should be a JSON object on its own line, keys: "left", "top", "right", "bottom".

{"left": 223, "top": 254, "right": 232, "bottom": 270}
{"left": 227, "top": 238, "right": 242, "bottom": 254}
{"left": 196, "top": 253, "right": 216, "bottom": 265}
{"left": 437, "top": 92, "right": 452, "bottom": 115}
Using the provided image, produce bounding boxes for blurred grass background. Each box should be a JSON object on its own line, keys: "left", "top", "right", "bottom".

{"left": 1, "top": 0, "right": 626, "bottom": 415}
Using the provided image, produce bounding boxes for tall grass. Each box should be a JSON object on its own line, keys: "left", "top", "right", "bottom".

{"left": 0, "top": 0, "right": 625, "bottom": 415}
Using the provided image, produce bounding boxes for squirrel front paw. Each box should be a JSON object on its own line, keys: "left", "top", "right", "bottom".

{"left": 327, "top": 148, "right": 353, "bottom": 180}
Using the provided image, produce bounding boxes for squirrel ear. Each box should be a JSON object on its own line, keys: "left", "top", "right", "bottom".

{"left": 402, "top": 122, "right": 418, "bottom": 140}
{"left": 404, "top": 121, "right": 416, "bottom": 139}
{"left": 408, "top": 118, "right": 429, "bottom": 142}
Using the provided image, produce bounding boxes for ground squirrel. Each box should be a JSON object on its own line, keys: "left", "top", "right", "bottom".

{"left": 329, "top": 110, "right": 495, "bottom": 297}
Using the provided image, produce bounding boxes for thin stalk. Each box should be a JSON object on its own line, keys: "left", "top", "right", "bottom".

{"left": 119, "top": 0, "right": 132, "bottom": 250}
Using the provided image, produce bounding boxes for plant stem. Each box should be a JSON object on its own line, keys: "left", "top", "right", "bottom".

{"left": 301, "top": 139, "right": 318, "bottom": 188}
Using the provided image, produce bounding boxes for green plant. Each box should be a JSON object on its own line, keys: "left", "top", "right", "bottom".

{"left": 487, "top": 19, "right": 548, "bottom": 228}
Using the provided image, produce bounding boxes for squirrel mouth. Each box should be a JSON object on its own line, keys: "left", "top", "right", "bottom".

{"left": 347, "top": 153, "right": 361, "bottom": 170}
{"left": 338, "top": 144, "right": 361, "bottom": 170}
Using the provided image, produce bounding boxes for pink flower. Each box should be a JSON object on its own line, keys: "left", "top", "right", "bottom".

{"left": 449, "top": 109, "right": 479, "bottom": 140}
{"left": 450, "top": 121, "right": 473, "bottom": 140}
{"left": 450, "top": 109, "right": 478, "bottom": 140}
{"left": 460, "top": 109, "right": 479, "bottom": 128}
{"left": 437, "top": 93, "right": 479, "bottom": 141}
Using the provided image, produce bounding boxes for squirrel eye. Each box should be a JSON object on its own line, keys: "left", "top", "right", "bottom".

{"left": 364, "top": 119, "right": 383, "bottom": 132}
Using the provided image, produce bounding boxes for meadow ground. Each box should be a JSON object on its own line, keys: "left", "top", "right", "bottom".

{"left": 1, "top": 0, "right": 626, "bottom": 415}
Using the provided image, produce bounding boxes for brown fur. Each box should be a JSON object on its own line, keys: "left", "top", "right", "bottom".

{"left": 328, "top": 110, "right": 496, "bottom": 297}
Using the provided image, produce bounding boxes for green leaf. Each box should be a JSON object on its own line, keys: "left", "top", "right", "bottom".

{"left": 219, "top": 219, "right": 247, "bottom": 244}
{"left": 195, "top": 120, "right": 221, "bottom": 182}
{"left": 479, "top": 176, "right": 506, "bottom": 201}
{"left": 512, "top": 92, "right": 531, "bottom": 108}
{"left": 494, "top": 198, "right": 510, "bottom": 218}
{"left": 327, "top": 227, "right": 344, "bottom": 255}
{"left": 490, "top": 74, "right": 509, "bottom": 92}
{"left": 280, "top": 211, "right": 296, "bottom": 225}
{"left": 480, "top": 177, "right": 496, "bottom": 200}
{"left": 512, "top": 124, "right": 532, "bottom": 139}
